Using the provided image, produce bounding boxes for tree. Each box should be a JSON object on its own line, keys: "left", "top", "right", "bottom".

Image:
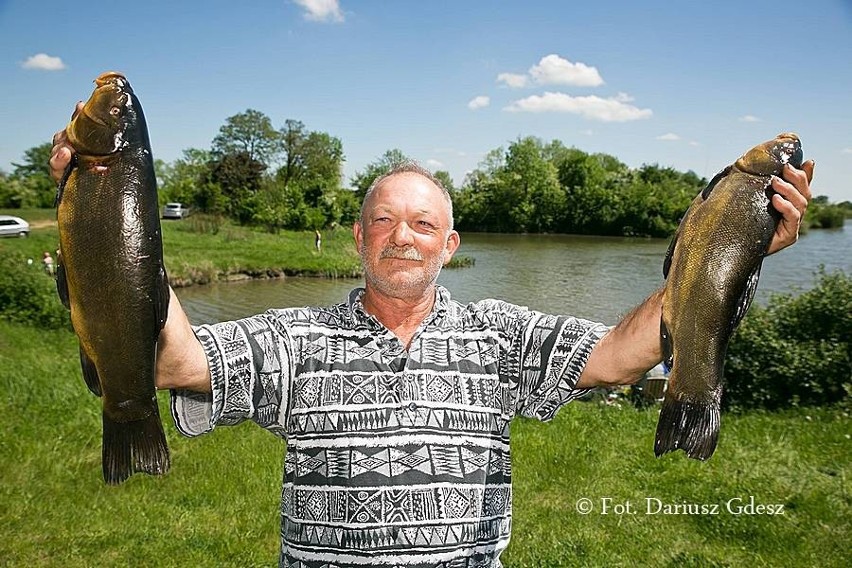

{"left": 202, "top": 151, "right": 267, "bottom": 222}
{"left": 157, "top": 148, "right": 211, "bottom": 207}
{"left": 350, "top": 149, "right": 410, "bottom": 200}
{"left": 211, "top": 109, "right": 282, "bottom": 166}
{"left": 10, "top": 143, "right": 56, "bottom": 208}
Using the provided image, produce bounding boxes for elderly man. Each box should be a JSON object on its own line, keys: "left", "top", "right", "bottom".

{"left": 50, "top": 127, "right": 813, "bottom": 567}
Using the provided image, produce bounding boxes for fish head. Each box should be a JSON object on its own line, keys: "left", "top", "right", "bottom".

{"left": 734, "top": 133, "right": 803, "bottom": 176}
{"left": 66, "top": 72, "right": 135, "bottom": 156}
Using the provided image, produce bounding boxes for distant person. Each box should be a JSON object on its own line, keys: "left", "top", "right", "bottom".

{"left": 42, "top": 251, "right": 55, "bottom": 276}
{"left": 314, "top": 229, "right": 322, "bottom": 253}
{"left": 50, "top": 117, "right": 814, "bottom": 567}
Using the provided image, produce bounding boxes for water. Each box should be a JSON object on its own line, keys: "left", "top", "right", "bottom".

{"left": 178, "top": 222, "right": 851, "bottom": 326}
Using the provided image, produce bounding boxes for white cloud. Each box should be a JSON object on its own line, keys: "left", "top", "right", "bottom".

{"left": 498, "top": 54, "right": 603, "bottom": 89}
{"left": 689, "top": 141, "right": 701, "bottom": 147}
{"left": 468, "top": 95, "right": 490, "bottom": 110}
{"left": 529, "top": 54, "right": 603, "bottom": 87}
{"left": 739, "top": 115, "right": 761, "bottom": 122}
{"left": 426, "top": 159, "right": 444, "bottom": 169}
{"left": 294, "top": 0, "right": 344, "bottom": 23}
{"left": 504, "top": 92, "right": 652, "bottom": 122}
{"left": 579, "top": 129, "right": 594, "bottom": 136}
{"left": 842, "top": 148, "right": 852, "bottom": 155}
{"left": 657, "top": 133, "right": 680, "bottom": 141}
{"left": 497, "top": 72, "right": 528, "bottom": 88}
{"left": 21, "top": 53, "right": 66, "bottom": 71}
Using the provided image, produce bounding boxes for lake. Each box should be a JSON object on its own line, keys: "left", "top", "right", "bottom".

{"left": 177, "top": 221, "right": 851, "bottom": 326}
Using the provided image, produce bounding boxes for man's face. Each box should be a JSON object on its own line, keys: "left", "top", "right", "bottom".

{"left": 354, "top": 172, "right": 460, "bottom": 301}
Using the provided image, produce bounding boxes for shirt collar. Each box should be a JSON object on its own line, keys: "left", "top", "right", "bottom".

{"left": 347, "top": 285, "right": 452, "bottom": 326}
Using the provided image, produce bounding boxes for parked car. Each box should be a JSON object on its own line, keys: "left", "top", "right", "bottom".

{"left": 0, "top": 215, "right": 30, "bottom": 237}
{"left": 162, "top": 202, "right": 190, "bottom": 219}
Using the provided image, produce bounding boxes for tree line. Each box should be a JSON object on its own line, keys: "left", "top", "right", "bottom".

{"left": 1, "top": 109, "right": 849, "bottom": 235}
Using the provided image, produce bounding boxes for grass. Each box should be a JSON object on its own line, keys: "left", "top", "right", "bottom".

{"left": 1, "top": 319, "right": 849, "bottom": 567}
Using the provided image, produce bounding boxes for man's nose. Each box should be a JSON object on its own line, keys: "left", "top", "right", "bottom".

{"left": 390, "top": 221, "right": 415, "bottom": 246}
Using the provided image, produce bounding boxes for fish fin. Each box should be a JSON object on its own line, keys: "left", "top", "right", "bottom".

{"left": 79, "top": 348, "right": 102, "bottom": 396}
{"left": 730, "top": 264, "right": 761, "bottom": 334}
{"left": 55, "top": 253, "right": 70, "bottom": 309}
{"left": 654, "top": 398, "right": 720, "bottom": 461}
{"left": 155, "top": 266, "right": 170, "bottom": 333}
{"left": 102, "top": 403, "right": 170, "bottom": 485}
{"left": 700, "top": 165, "right": 732, "bottom": 201}
{"left": 54, "top": 155, "right": 77, "bottom": 207}
{"left": 662, "top": 233, "right": 677, "bottom": 279}
{"left": 660, "top": 318, "right": 674, "bottom": 372}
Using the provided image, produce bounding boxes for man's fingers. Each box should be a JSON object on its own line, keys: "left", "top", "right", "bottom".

{"left": 72, "top": 100, "right": 83, "bottom": 120}
{"left": 801, "top": 159, "right": 815, "bottom": 184}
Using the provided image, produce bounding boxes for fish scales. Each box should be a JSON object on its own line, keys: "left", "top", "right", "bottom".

{"left": 56, "top": 72, "right": 170, "bottom": 484}
{"left": 655, "top": 133, "right": 803, "bottom": 460}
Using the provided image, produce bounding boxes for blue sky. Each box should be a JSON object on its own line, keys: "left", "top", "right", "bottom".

{"left": 2, "top": 0, "right": 851, "bottom": 202}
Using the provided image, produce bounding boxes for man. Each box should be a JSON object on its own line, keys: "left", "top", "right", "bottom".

{"left": 50, "top": 123, "right": 814, "bottom": 567}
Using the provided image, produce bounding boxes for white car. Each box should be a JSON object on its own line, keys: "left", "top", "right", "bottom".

{"left": 162, "top": 203, "right": 190, "bottom": 219}
{"left": 0, "top": 215, "right": 30, "bottom": 237}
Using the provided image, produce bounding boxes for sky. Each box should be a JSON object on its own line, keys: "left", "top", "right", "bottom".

{"left": 1, "top": 0, "right": 851, "bottom": 202}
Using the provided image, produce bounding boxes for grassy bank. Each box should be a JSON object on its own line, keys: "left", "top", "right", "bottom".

{"left": 0, "top": 208, "right": 473, "bottom": 286}
{"left": 1, "top": 320, "right": 849, "bottom": 567}
{"left": 0, "top": 208, "right": 363, "bottom": 286}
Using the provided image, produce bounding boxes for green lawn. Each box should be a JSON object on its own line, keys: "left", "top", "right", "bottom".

{"left": 1, "top": 320, "right": 849, "bottom": 567}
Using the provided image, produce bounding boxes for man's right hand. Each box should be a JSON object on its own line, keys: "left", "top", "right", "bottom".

{"left": 49, "top": 102, "right": 84, "bottom": 183}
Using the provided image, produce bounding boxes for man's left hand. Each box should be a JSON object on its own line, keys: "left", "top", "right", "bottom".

{"left": 766, "top": 160, "right": 815, "bottom": 255}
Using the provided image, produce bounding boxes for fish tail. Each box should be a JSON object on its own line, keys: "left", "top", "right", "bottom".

{"left": 654, "top": 399, "right": 720, "bottom": 461}
{"left": 102, "top": 407, "right": 170, "bottom": 485}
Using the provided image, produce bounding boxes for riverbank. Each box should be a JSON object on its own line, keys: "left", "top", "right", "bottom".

{"left": 0, "top": 209, "right": 473, "bottom": 288}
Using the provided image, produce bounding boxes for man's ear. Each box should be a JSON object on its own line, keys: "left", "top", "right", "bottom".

{"left": 442, "top": 230, "right": 461, "bottom": 266}
{"left": 353, "top": 221, "right": 363, "bottom": 252}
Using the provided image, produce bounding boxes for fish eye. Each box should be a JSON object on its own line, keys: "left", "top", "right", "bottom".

{"left": 109, "top": 106, "right": 121, "bottom": 117}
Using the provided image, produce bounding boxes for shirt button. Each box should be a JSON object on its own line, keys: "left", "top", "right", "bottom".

{"left": 408, "top": 402, "right": 417, "bottom": 411}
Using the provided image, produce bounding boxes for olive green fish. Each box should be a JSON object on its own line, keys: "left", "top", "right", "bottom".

{"left": 56, "top": 72, "right": 170, "bottom": 484}
{"left": 656, "top": 133, "right": 804, "bottom": 460}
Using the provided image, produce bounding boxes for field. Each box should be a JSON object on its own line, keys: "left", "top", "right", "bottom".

{"left": 1, "top": 320, "right": 849, "bottom": 567}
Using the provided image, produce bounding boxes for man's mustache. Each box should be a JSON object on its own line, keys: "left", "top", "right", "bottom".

{"left": 380, "top": 246, "right": 423, "bottom": 261}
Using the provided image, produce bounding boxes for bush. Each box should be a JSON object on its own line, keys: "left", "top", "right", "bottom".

{"left": 723, "top": 269, "right": 851, "bottom": 410}
{"left": 0, "top": 251, "right": 70, "bottom": 329}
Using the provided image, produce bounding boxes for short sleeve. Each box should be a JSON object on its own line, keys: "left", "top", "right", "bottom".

{"left": 170, "top": 313, "right": 294, "bottom": 439}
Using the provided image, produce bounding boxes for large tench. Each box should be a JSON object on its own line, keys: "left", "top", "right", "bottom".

{"left": 56, "top": 72, "right": 170, "bottom": 484}
{"left": 655, "top": 133, "right": 803, "bottom": 460}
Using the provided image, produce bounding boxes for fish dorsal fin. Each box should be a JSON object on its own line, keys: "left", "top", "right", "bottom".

{"left": 701, "top": 165, "right": 732, "bottom": 201}
{"left": 730, "top": 264, "right": 762, "bottom": 334}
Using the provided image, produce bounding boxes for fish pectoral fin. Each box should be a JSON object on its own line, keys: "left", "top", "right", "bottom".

{"left": 660, "top": 317, "right": 674, "bottom": 371}
{"left": 663, "top": 233, "right": 678, "bottom": 279}
{"left": 730, "top": 263, "right": 762, "bottom": 334}
{"left": 54, "top": 155, "right": 77, "bottom": 207}
{"left": 79, "top": 347, "right": 102, "bottom": 396}
{"left": 56, "top": 254, "right": 71, "bottom": 309}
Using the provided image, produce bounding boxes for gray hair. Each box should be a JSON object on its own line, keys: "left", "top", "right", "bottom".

{"left": 359, "top": 160, "right": 454, "bottom": 230}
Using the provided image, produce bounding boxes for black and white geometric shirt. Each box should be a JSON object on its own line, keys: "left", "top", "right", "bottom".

{"left": 171, "top": 286, "right": 608, "bottom": 568}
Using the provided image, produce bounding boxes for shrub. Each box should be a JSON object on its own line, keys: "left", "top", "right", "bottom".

{"left": 0, "top": 251, "right": 70, "bottom": 329}
{"left": 723, "top": 269, "right": 851, "bottom": 411}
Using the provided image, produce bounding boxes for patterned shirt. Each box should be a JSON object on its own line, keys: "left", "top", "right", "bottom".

{"left": 170, "top": 286, "right": 608, "bottom": 568}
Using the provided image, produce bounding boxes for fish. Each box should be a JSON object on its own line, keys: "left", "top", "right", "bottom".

{"left": 655, "top": 133, "right": 804, "bottom": 460}
{"left": 55, "top": 71, "right": 170, "bottom": 484}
